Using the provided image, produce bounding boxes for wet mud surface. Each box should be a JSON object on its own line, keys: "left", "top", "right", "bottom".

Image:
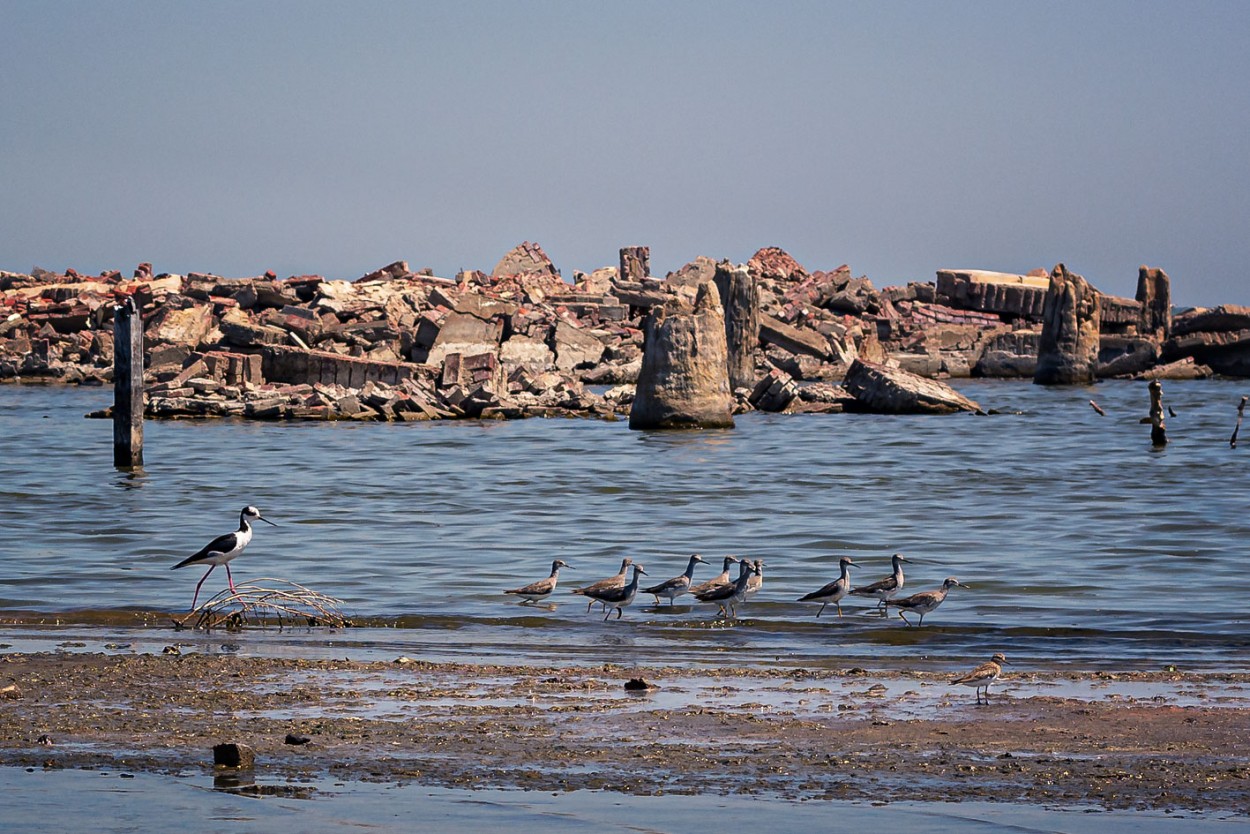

{"left": 1, "top": 652, "right": 1248, "bottom": 812}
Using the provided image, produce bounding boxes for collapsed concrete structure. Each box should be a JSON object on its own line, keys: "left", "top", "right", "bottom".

{"left": 0, "top": 245, "right": 1239, "bottom": 422}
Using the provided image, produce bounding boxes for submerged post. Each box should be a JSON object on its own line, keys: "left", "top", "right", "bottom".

{"left": 1148, "top": 380, "right": 1167, "bottom": 448}
{"left": 113, "top": 295, "right": 144, "bottom": 468}
{"left": 1232, "top": 396, "right": 1247, "bottom": 449}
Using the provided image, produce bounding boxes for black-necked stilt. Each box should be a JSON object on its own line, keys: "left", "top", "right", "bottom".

{"left": 570, "top": 558, "right": 632, "bottom": 613}
{"left": 688, "top": 555, "right": 739, "bottom": 597}
{"left": 642, "top": 553, "right": 705, "bottom": 606}
{"left": 172, "top": 506, "right": 276, "bottom": 610}
{"left": 583, "top": 563, "right": 648, "bottom": 621}
{"left": 798, "top": 556, "right": 857, "bottom": 617}
{"left": 951, "top": 652, "right": 1010, "bottom": 705}
{"left": 505, "top": 559, "right": 571, "bottom": 604}
{"left": 886, "top": 576, "right": 966, "bottom": 627}
{"left": 850, "top": 553, "right": 909, "bottom": 614}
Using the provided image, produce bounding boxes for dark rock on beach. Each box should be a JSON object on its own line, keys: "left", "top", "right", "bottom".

{"left": 213, "top": 742, "right": 255, "bottom": 769}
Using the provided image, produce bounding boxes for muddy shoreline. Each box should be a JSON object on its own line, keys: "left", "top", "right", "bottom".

{"left": 1, "top": 652, "right": 1248, "bottom": 813}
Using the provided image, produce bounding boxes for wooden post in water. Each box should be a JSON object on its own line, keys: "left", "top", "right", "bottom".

{"left": 113, "top": 295, "right": 144, "bottom": 468}
{"left": 1148, "top": 380, "right": 1167, "bottom": 448}
{"left": 1232, "top": 396, "right": 1247, "bottom": 449}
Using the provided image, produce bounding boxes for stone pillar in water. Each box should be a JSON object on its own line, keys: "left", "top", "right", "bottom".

{"left": 1136, "top": 265, "right": 1172, "bottom": 340}
{"left": 1034, "top": 263, "right": 1100, "bottom": 385}
{"left": 629, "top": 281, "right": 735, "bottom": 430}
{"left": 712, "top": 261, "right": 759, "bottom": 393}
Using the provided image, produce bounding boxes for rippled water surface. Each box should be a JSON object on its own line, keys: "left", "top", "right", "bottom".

{"left": 2, "top": 380, "right": 1248, "bottom": 670}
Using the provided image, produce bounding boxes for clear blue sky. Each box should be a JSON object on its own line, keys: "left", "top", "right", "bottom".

{"left": 3, "top": 1, "right": 1248, "bottom": 306}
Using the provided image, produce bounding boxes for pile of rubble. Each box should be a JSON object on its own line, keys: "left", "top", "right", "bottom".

{"left": 2, "top": 243, "right": 1245, "bottom": 422}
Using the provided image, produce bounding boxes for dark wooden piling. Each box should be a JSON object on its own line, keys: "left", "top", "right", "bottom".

{"left": 113, "top": 295, "right": 144, "bottom": 468}
{"left": 1148, "top": 380, "right": 1167, "bottom": 448}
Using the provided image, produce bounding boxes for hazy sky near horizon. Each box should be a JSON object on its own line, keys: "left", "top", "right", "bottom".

{"left": 3, "top": 1, "right": 1248, "bottom": 305}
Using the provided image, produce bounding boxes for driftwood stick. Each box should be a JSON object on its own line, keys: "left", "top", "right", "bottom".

{"left": 1232, "top": 396, "right": 1248, "bottom": 449}
{"left": 183, "top": 579, "right": 348, "bottom": 631}
{"left": 1148, "top": 380, "right": 1167, "bottom": 448}
{"left": 1089, "top": 400, "right": 1106, "bottom": 417}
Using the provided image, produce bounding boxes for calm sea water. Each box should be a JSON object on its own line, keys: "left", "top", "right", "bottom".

{"left": 1, "top": 379, "right": 1247, "bottom": 670}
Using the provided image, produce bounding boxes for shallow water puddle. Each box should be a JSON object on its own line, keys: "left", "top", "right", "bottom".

{"left": 223, "top": 668, "right": 1250, "bottom": 725}
{"left": 1, "top": 766, "right": 1241, "bottom": 834}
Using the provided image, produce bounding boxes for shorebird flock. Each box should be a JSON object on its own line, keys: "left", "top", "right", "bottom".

{"left": 171, "top": 512, "right": 1007, "bottom": 704}
{"left": 503, "top": 551, "right": 1007, "bottom": 705}
{"left": 502, "top": 551, "right": 969, "bottom": 628}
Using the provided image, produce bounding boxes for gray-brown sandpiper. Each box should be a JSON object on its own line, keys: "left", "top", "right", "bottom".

{"left": 570, "top": 558, "right": 632, "bottom": 612}
{"left": 886, "top": 576, "right": 966, "bottom": 627}
{"left": 642, "top": 553, "right": 705, "bottom": 606}
{"left": 504, "top": 559, "right": 571, "bottom": 604}
{"left": 688, "top": 555, "right": 739, "bottom": 597}
{"left": 694, "top": 560, "right": 757, "bottom": 620}
{"left": 797, "top": 556, "right": 857, "bottom": 617}
{"left": 849, "top": 553, "right": 908, "bottom": 614}
{"left": 585, "top": 563, "right": 648, "bottom": 621}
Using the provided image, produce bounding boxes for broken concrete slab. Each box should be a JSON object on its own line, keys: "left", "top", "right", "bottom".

{"left": 552, "top": 321, "right": 606, "bottom": 372}
{"left": 844, "top": 359, "right": 982, "bottom": 414}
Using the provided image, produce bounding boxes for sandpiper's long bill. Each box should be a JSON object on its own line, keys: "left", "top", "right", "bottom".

{"left": 951, "top": 652, "right": 1009, "bottom": 705}
{"left": 171, "top": 505, "right": 276, "bottom": 610}
{"left": 504, "top": 559, "right": 571, "bottom": 604}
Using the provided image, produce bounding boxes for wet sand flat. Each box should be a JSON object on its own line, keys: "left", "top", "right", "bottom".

{"left": 2, "top": 652, "right": 1249, "bottom": 813}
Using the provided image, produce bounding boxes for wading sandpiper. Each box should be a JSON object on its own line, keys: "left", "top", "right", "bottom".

{"left": 504, "top": 559, "right": 570, "bottom": 604}
{"left": 642, "top": 553, "right": 705, "bottom": 606}
{"left": 570, "top": 558, "right": 632, "bottom": 612}
{"left": 744, "top": 558, "right": 765, "bottom": 600}
{"left": 797, "top": 556, "right": 857, "bottom": 617}
{"left": 688, "top": 556, "right": 739, "bottom": 597}
{"left": 585, "top": 563, "right": 648, "bottom": 621}
{"left": 695, "top": 560, "right": 757, "bottom": 620}
{"left": 886, "top": 576, "right": 966, "bottom": 627}
{"left": 850, "top": 553, "right": 909, "bottom": 614}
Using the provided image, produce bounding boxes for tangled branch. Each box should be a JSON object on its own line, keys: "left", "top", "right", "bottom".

{"left": 174, "top": 579, "right": 350, "bottom": 631}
